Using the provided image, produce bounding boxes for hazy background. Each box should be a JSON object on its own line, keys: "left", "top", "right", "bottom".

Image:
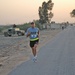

{"left": 0, "top": 0, "right": 75, "bottom": 25}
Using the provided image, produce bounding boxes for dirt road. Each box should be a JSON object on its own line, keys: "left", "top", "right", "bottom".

{"left": 0, "top": 29, "right": 61, "bottom": 75}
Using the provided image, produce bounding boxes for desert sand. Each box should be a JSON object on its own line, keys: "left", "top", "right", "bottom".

{"left": 0, "top": 29, "right": 61, "bottom": 75}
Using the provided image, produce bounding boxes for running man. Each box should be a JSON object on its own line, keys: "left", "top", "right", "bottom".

{"left": 26, "top": 22, "right": 39, "bottom": 62}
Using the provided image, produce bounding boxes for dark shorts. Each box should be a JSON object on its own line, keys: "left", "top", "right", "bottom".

{"left": 30, "top": 39, "right": 39, "bottom": 48}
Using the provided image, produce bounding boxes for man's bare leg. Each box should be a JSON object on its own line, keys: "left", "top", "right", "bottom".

{"left": 31, "top": 44, "right": 38, "bottom": 62}
{"left": 31, "top": 44, "right": 38, "bottom": 57}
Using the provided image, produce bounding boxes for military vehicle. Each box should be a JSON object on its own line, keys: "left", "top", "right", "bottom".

{"left": 4, "top": 28, "right": 25, "bottom": 37}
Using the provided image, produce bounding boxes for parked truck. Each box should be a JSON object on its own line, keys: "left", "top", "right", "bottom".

{"left": 4, "top": 28, "right": 25, "bottom": 37}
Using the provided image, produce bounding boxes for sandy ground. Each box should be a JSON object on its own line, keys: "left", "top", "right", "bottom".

{"left": 0, "top": 29, "right": 61, "bottom": 75}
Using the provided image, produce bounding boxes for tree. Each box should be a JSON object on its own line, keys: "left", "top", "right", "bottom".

{"left": 70, "top": 9, "right": 75, "bottom": 17}
{"left": 47, "top": 0, "right": 54, "bottom": 23}
{"left": 38, "top": 0, "right": 54, "bottom": 24}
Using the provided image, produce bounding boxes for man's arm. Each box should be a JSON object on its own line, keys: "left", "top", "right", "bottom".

{"left": 26, "top": 28, "right": 31, "bottom": 37}
{"left": 37, "top": 30, "right": 39, "bottom": 38}
{"left": 26, "top": 32, "right": 31, "bottom": 37}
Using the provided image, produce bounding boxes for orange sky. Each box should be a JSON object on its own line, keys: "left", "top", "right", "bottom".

{"left": 0, "top": 0, "right": 75, "bottom": 25}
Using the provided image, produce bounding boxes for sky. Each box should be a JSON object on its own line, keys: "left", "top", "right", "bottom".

{"left": 0, "top": 0, "right": 75, "bottom": 25}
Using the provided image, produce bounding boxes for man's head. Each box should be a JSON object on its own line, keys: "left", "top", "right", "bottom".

{"left": 31, "top": 22, "right": 35, "bottom": 28}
